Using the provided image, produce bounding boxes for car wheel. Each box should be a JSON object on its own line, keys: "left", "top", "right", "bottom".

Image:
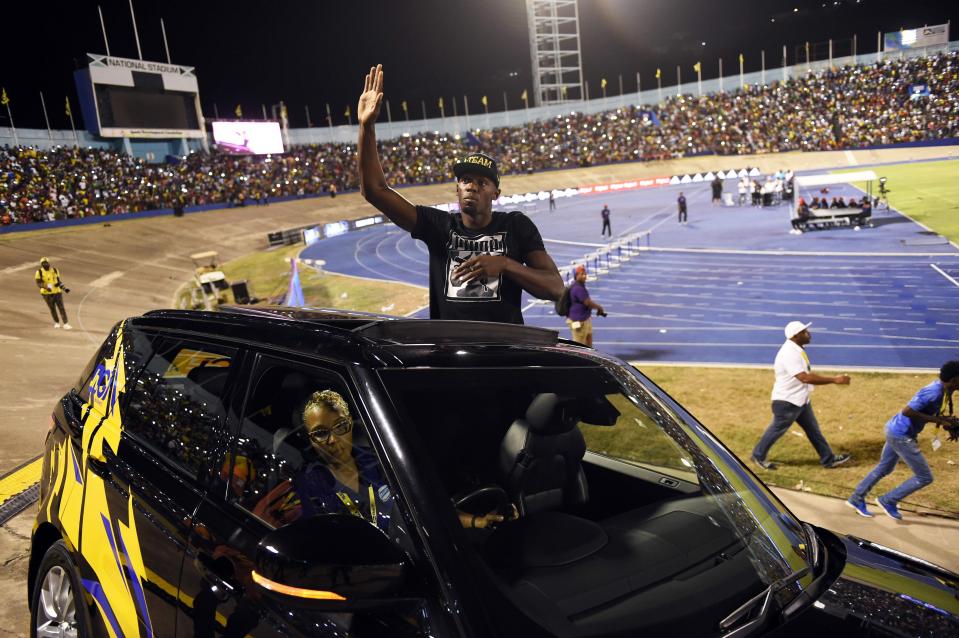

{"left": 31, "top": 540, "right": 94, "bottom": 638}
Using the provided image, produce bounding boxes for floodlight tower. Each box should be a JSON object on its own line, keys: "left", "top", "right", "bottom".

{"left": 526, "top": 0, "right": 585, "bottom": 106}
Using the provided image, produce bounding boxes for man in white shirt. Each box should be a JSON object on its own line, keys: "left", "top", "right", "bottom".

{"left": 751, "top": 321, "right": 852, "bottom": 470}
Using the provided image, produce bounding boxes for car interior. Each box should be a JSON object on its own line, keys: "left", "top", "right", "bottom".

{"left": 228, "top": 365, "right": 375, "bottom": 519}
{"left": 382, "top": 367, "right": 767, "bottom": 637}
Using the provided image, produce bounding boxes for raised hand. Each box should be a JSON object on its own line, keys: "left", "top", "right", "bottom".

{"left": 358, "top": 64, "right": 384, "bottom": 126}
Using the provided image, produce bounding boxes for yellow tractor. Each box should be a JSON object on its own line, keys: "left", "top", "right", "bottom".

{"left": 189, "top": 251, "right": 231, "bottom": 310}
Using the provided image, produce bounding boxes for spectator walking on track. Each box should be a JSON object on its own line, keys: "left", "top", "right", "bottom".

{"left": 601, "top": 204, "right": 611, "bottom": 237}
{"left": 711, "top": 176, "right": 723, "bottom": 206}
{"left": 548, "top": 191, "right": 556, "bottom": 211}
{"left": 677, "top": 192, "right": 688, "bottom": 225}
{"left": 738, "top": 177, "right": 748, "bottom": 205}
{"left": 35, "top": 257, "right": 71, "bottom": 329}
{"left": 751, "top": 321, "right": 852, "bottom": 470}
{"left": 356, "top": 64, "right": 563, "bottom": 325}
{"left": 846, "top": 360, "right": 959, "bottom": 520}
{"left": 566, "top": 265, "right": 606, "bottom": 347}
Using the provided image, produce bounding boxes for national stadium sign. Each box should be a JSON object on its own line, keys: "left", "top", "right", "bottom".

{"left": 74, "top": 52, "right": 205, "bottom": 139}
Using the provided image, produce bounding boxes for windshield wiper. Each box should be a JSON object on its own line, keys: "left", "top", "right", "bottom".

{"left": 718, "top": 565, "right": 811, "bottom": 638}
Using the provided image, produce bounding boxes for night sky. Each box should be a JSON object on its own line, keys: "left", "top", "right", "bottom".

{"left": 1, "top": 0, "right": 955, "bottom": 130}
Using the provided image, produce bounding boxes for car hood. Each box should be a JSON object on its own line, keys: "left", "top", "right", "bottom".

{"left": 811, "top": 533, "right": 959, "bottom": 635}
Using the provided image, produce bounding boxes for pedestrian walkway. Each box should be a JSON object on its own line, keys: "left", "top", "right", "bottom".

{"left": 772, "top": 486, "right": 959, "bottom": 573}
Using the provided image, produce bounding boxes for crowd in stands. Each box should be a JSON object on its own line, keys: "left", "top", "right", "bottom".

{"left": 2, "top": 51, "right": 957, "bottom": 225}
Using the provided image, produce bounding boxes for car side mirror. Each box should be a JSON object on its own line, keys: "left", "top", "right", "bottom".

{"left": 252, "top": 514, "right": 411, "bottom": 610}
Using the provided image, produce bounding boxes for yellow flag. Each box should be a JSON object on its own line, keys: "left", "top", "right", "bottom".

{"left": 739, "top": 53, "right": 744, "bottom": 65}
{"left": 401, "top": 100, "right": 408, "bottom": 112}
{"left": 655, "top": 68, "right": 661, "bottom": 79}
{"left": 0, "top": 88, "right": 9, "bottom": 106}
{"left": 438, "top": 97, "right": 444, "bottom": 109}
{"left": 693, "top": 62, "right": 701, "bottom": 73}
{"left": 561, "top": 86, "right": 568, "bottom": 97}
{"left": 64, "top": 96, "right": 72, "bottom": 117}
{"left": 520, "top": 89, "right": 528, "bottom": 102}
{"left": 601, "top": 78, "right": 607, "bottom": 89}
{"left": 344, "top": 105, "right": 351, "bottom": 118}
{"left": 234, "top": 104, "right": 242, "bottom": 117}
{"left": 279, "top": 103, "right": 288, "bottom": 119}
{"left": 481, "top": 95, "right": 488, "bottom": 107}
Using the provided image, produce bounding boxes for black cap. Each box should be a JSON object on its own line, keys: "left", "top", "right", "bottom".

{"left": 453, "top": 153, "right": 499, "bottom": 186}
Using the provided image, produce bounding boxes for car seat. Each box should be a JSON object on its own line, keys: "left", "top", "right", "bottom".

{"left": 493, "top": 393, "right": 607, "bottom": 571}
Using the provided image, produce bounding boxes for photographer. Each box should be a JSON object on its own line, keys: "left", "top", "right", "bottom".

{"left": 847, "top": 360, "right": 959, "bottom": 520}
{"left": 566, "top": 265, "right": 606, "bottom": 347}
{"left": 34, "top": 257, "right": 71, "bottom": 330}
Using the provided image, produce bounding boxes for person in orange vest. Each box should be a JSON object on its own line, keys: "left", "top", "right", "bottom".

{"left": 35, "top": 257, "right": 71, "bottom": 329}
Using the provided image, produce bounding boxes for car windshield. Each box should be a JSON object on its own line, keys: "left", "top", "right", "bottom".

{"left": 381, "top": 363, "right": 815, "bottom": 637}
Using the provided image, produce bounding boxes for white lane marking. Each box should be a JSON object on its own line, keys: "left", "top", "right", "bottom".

{"left": 0, "top": 333, "right": 21, "bottom": 341}
{"left": 542, "top": 238, "right": 606, "bottom": 247}
{"left": 1, "top": 261, "right": 42, "bottom": 275}
{"left": 373, "top": 234, "right": 422, "bottom": 277}
{"left": 931, "top": 263, "right": 959, "bottom": 288}
{"left": 89, "top": 271, "right": 125, "bottom": 288}
{"left": 844, "top": 150, "right": 858, "bottom": 166}
{"left": 641, "top": 246, "right": 959, "bottom": 257}
{"left": 597, "top": 341, "right": 954, "bottom": 350}
{"left": 626, "top": 360, "right": 939, "bottom": 374}
{"left": 533, "top": 312, "right": 958, "bottom": 343}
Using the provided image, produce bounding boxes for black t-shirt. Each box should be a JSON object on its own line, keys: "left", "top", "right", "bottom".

{"left": 412, "top": 206, "right": 546, "bottom": 324}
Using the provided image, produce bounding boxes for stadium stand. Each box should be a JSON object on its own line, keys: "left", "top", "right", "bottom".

{"left": 2, "top": 51, "right": 957, "bottom": 226}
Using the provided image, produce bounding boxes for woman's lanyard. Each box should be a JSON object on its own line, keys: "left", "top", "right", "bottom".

{"left": 336, "top": 485, "right": 377, "bottom": 523}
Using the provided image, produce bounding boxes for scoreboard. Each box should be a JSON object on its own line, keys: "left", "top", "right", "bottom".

{"left": 74, "top": 53, "right": 204, "bottom": 139}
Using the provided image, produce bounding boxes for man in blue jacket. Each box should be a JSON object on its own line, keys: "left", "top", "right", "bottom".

{"left": 847, "top": 360, "right": 959, "bottom": 520}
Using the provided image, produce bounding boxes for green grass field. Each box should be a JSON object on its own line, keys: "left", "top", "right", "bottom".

{"left": 631, "top": 366, "right": 957, "bottom": 515}
{"left": 177, "top": 244, "right": 428, "bottom": 315}
{"left": 836, "top": 158, "right": 959, "bottom": 244}
{"left": 217, "top": 158, "right": 959, "bottom": 516}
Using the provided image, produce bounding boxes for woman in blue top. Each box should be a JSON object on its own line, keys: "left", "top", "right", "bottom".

{"left": 254, "top": 389, "right": 393, "bottom": 530}
{"left": 255, "top": 390, "right": 513, "bottom": 531}
{"left": 847, "top": 360, "right": 959, "bottom": 520}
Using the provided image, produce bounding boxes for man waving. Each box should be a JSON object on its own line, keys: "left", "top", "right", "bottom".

{"left": 356, "top": 64, "right": 562, "bottom": 324}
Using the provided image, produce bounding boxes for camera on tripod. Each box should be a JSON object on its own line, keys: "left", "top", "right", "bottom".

{"left": 878, "top": 177, "right": 890, "bottom": 195}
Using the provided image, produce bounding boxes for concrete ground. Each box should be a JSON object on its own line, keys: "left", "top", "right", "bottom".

{"left": 1, "top": 145, "right": 957, "bottom": 633}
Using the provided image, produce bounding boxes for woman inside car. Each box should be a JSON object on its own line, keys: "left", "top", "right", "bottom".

{"left": 254, "top": 389, "right": 513, "bottom": 530}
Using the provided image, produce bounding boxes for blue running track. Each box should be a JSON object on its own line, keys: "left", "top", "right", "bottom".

{"left": 302, "top": 172, "right": 959, "bottom": 370}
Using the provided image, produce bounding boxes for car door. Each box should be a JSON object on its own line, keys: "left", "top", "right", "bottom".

{"left": 176, "top": 352, "right": 441, "bottom": 637}
{"left": 80, "top": 324, "right": 241, "bottom": 637}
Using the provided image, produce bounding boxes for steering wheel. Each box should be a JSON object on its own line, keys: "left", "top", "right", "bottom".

{"left": 454, "top": 485, "right": 511, "bottom": 516}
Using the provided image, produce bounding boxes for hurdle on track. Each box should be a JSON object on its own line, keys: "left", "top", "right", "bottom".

{"left": 563, "top": 230, "right": 651, "bottom": 284}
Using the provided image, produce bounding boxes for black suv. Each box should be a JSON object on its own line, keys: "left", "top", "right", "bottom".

{"left": 30, "top": 307, "right": 959, "bottom": 637}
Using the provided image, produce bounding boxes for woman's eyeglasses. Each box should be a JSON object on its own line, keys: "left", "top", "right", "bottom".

{"left": 308, "top": 418, "right": 352, "bottom": 443}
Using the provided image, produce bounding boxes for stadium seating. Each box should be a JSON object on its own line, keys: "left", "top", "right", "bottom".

{"left": 2, "top": 51, "right": 956, "bottom": 226}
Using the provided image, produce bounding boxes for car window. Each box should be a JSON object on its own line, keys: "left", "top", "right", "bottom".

{"left": 226, "top": 357, "right": 396, "bottom": 535}
{"left": 580, "top": 394, "right": 699, "bottom": 484}
{"left": 381, "top": 366, "right": 813, "bottom": 638}
{"left": 122, "top": 334, "right": 237, "bottom": 479}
